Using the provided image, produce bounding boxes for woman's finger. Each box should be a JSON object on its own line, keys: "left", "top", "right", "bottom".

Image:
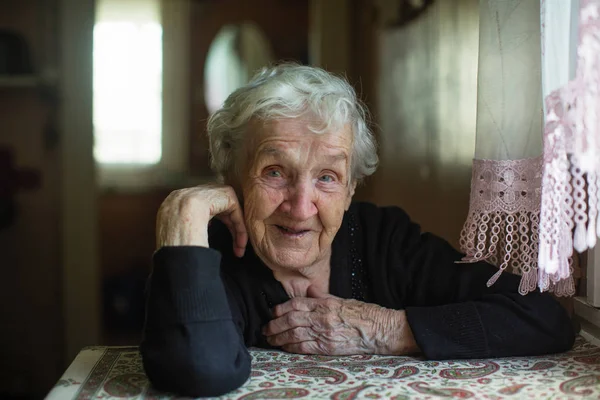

{"left": 266, "top": 326, "right": 314, "bottom": 347}
{"left": 263, "top": 310, "right": 313, "bottom": 336}
{"left": 282, "top": 341, "right": 324, "bottom": 355}
{"left": 214, "top": 188, "right": 247, "bottom": 257}
{"left": 219, "top": 211, "right": 248, "bottom": 258}
{"left": 227, "top": 202, "right": 248, "bottom": 257}
{"left": 307, "top": 285, "right": 335, "bottom": 299}
{"left": 272, "top": 297, "right": 319, "bottom": 317}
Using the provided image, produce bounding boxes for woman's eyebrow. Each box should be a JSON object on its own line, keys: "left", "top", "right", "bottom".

{"left": 258, "top": 146, "right": 282, "bottom": 157}
{"left": 322, "top": 153, "right": 348, "bottom": 163}
{"left": 256, "top": 145, "right": 348, "bottom": 164}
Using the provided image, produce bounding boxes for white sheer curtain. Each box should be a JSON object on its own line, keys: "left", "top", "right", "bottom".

{"left": 474, "top": 1, "right": 544, "bottom": 162}
{"left": 539, "top": 0, "right": 600, "bottom": 288}
{"left": 460, "top": 0, "right": 550, "bottom": 294}
{"left": 461, "top": 0, "right": 600, "bottom": 295}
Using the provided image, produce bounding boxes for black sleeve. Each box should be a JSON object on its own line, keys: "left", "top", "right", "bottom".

{"left": 140, "top": 246, "right": 251, "bottom": 397}
{"left": 361, "top": 204, "right": 576, "bottom": 360}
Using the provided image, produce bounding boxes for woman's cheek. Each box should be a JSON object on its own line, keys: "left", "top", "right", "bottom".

{"left": 244, "top": 183, "right": 283, "bottom": 220}
{"left": 318, "top": 194, "right": 346, "bottom": 233}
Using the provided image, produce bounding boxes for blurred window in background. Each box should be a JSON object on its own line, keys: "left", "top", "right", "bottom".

{"left": 93, "top": 0, "right": 190, "bottom": 189}
{"left": 93, "top": 0, "right": 163, "bottom": 165}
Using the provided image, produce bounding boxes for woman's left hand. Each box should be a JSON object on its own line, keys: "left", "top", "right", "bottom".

{"left": 263, "top": 287, "right": 419, "bottom": 356}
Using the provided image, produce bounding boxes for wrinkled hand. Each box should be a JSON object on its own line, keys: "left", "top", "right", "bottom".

{"left": 156, "top": 184, "right": 247, "bottom": 257}
{"left": 263, "top": 287, "right": 418, "bottom": 356}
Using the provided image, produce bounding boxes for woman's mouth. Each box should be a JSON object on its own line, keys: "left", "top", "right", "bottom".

{"left": 275, "top": 225, "right": 310, "bottom": 237}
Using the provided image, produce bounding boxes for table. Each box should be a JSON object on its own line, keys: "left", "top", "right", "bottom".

{"left": 46, "top": 337, "right": 600, "bottom": 399}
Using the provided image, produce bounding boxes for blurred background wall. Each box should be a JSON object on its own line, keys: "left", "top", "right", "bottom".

{"left": 0, "top": 0, "right": 479, "bottom": 397}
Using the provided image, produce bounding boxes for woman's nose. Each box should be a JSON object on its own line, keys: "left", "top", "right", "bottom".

{"left": 281, "top": 180, "right": 318, "bottom": 220}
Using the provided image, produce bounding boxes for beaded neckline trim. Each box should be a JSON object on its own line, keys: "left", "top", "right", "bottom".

{"left": 348, "top": 210, "right": 368, "bottom": 301}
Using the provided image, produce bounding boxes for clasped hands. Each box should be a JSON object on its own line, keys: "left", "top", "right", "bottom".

{"left": 264, "top": 286, "right": 418, "bottom": 356}
{"left": 156, "top": 184, "right": 418, "bottom": 356}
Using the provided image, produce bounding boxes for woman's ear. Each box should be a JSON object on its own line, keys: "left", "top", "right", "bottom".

{"left": 345, "top": 180, "right": 357, "bottom": 210}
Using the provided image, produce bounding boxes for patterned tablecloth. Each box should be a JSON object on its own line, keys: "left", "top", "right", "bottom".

{"left": 46, "top": 337, "right": 600, "bottom": 400}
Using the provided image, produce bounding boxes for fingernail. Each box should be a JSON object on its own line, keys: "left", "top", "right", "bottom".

{"left": 237, "top": 246, "right": 246, "bottom": 258}
{"left": 235, "top": 247, "right": 244, "bottom": 258}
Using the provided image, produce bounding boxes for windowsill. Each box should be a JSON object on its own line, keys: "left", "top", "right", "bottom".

{"left": 574, "top": 296, "right": 600, "bottom": 346}
{"left": 97, "top": 165, "right": 215, "bottom": 193}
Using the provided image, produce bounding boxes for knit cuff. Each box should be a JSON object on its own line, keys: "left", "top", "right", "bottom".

{"left": 406, "top": 302, "right": 489, "bottom": 360}
{"left": 153, "top": 246, "right": 222, "bottom": 289}
{"left": 147, "top": 246, "right": 232, "bottom": 327}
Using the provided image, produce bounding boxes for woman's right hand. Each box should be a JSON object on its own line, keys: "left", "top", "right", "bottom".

{"left": 156, "top": 184, "right": 248, "bottom": 257}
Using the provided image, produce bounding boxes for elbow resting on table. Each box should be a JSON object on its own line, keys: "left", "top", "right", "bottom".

{"left": 141, "top": 336, "right": 251, "bottom": 397}
{"left": 523, "top": 291, "right": 577, "bottom": 354}
{"left": 548, "top": 296, "right": 577, "bottom": 352}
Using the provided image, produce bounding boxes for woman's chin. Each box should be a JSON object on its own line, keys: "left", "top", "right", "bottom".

{"left": 261, "top": 249, "right": 318, "bottom": 272}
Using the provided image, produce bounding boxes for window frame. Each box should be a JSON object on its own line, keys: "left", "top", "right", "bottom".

{"left": 574, "top": 247, "right": 600, "bottom": 346}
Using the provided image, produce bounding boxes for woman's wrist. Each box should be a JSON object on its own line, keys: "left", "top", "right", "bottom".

{"left": 375, "top": 308, "right": 419, "bottom": 356}
{"left": 156, "top": 217, "right": 210, "bottom": 248}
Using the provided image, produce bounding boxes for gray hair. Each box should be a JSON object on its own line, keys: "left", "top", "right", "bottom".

{"left": 206, "top": 63, "right": 379, "bottom": 184}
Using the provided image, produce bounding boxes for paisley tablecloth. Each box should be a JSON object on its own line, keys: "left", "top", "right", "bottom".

{"left": 46, "top": 337, "right": 600, "bottom": 399}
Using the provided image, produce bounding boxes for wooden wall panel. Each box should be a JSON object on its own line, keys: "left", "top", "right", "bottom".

{"left": 98, "top": 191, "right": 169, "bottom": 345}
{"left": 99, "top": 192, "right": 168, "bottom": 279}
{"left": 360, "top": 0, "right": 479, "bottom": 248}
{"left": 0, "top": 1, "right": 62, "bottom": 396}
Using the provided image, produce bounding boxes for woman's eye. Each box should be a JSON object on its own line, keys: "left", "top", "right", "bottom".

{"left": 266, "top": 169, "right": 282, "bottom": 178}
{"left": 318, "top": 174, "right": 335, "bottom": 183}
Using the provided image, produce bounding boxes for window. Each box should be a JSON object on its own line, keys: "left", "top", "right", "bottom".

{"left": 94, "top": 0, "right": 190, "bottom": 188}
{"left": 94, "top": 0, "right": 162, "bottom": 165}
{"left": 93, "top": 21, "right": 162, "bottom": 164}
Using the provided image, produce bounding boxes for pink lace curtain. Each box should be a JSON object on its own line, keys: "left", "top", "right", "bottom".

{"left": 461, "top": 0, "right": 600, "bottom": 296}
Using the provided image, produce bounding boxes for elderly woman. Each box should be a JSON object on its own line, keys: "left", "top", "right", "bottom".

{"left": 141, "top": 64, "right": 575, "bottom": 397}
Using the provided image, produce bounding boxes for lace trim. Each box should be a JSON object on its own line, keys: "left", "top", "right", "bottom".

{"left": 460, "top": 157, "right": 575, "bottom": 296}
{"left": 465, "top": 158, "right": 543, "bottom": 214}
{"left": 538, "top": 0, "right": 600, "bottom": 291}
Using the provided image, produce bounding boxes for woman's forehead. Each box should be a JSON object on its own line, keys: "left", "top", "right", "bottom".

{"left": 249, "top": 117, "right": 353, "bottom": 148}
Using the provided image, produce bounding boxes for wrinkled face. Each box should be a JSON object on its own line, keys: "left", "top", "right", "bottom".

{"left": 241, "top": 117, "right": 356, "bottom": 273}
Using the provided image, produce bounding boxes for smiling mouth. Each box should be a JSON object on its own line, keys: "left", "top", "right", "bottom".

{"left": 275, "top": 225, "right": 310, "bottom": 236}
